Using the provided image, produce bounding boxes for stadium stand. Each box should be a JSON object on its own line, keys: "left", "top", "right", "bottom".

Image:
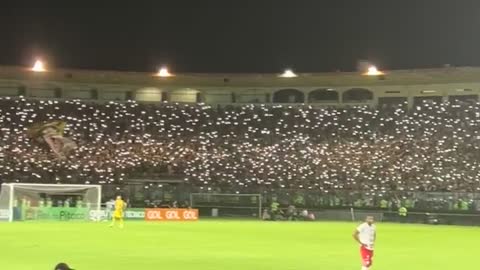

{"left": 1, "top": 97, "right": 480, "bottom": 211}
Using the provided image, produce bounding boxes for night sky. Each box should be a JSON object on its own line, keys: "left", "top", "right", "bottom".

{"left": 1, "top": 1, "right": 479, "bottom": 73}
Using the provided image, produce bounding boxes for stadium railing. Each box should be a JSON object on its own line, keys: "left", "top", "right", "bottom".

{"left": 312, "top": 208, "right": 480, "bottom": 226}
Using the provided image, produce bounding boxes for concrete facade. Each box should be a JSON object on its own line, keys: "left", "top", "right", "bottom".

{"left": 0, "top": 65, "right": 479, "bottom": 107}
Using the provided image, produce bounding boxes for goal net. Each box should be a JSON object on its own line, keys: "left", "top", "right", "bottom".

{"left": 190, "top": 193, "right": 262, "bottom": 219}
{"left": 0, "top": 183, "right": 101, "bottom": 222}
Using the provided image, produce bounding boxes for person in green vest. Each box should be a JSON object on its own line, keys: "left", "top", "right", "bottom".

{"left": 76, "top": 197, "right": 83, "bottom": 208}
{"left": 448, "top": 200, "right": 454, "bottom": 210}
{"left": 398, "top": 206, "right": 408, "bottom": 223}
{"left": 460, "top": 199, "right": 469, "bottom": 211}
{"left": 380, "top": 199, "right": 388, "bottom": 209}
{"left": 354, "top": 198, "right": 363, "bottom": 208}
{"left": 453, "top": 200, "right": 460, "bottom": 210}
{"left": 294, "top": 194, "right": 305, "bottom": 206}
{"left": 404, "top": 198, "right": 413, "bottom": 209}
{"left": 334, "top": 196, "right": 341, "bottom": 207}
{"left": 271, "top": 201, "right": 280, "bottom": 212}
{"left": 64, "top": 198, "right": 70, "bottom": 208}
{"left": 21, "top": 197, "right": 27, "bottom": 208}
{"left": 46, "top": 197, "right": 53, "bottom": 208}
{"left": 39, "top": 199, "right": 45, "bottom": 208}
{"left": 322, "top": 196, "right": 329, "bottom": 206}
{"left": 329, "top": 196, "right": 335, "bottom": 207}
{"left": 271, "top": 201, "right": 280, "bottom": 220}
{"left": 21, "top": 197, "right": 28, "bottom": 221}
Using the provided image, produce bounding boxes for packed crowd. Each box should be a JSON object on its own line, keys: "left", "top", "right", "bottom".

{"left": 1, "top": 97, "right": 480, "bottom": 196}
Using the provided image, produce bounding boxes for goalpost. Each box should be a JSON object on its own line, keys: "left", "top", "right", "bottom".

{"left": 0, "top": 183, "right": 101, "bottom": 222}
{"left": 190, "top": 193, "right": 262, "bottom": 219}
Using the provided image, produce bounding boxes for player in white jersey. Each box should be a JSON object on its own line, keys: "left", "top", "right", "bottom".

{"left": 106, "top": 199, "right": 115, "bottom": 220}
{"left": 353, "top": 216, "right": 376, "bottom": 270}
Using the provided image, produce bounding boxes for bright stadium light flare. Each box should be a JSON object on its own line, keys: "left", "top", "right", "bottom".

{"left": 156, "top": 67, "right": 173, "bottom": 77}
{"left": 364, "top": 66, "right": 384, "bottom": 76}
{"left": 31, "top": 60, "right": 47, "bottom": 72}
{"left": 279, "top": 69, "right": 297, "bottom": 78}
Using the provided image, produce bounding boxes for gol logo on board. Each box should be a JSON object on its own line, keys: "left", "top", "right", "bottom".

{"left": 145, "top": 208, "right": 199, "bottom": 221}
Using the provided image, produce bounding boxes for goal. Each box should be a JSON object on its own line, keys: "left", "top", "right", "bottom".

{"left": 0, "top": 183, "right": 101, "bottom": 222}
{"left": 190, "top": 193, "right": 262, "bottom": 219}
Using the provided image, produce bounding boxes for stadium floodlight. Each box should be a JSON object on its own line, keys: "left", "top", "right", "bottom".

{"left": 363, "top": 65, "right": 384, "bottom": 76}
{"left": 156, "top": 67, "right": 173, "bottom": 77}
{"left": 31, "top": 60, "right": 47, "bottom": 72}
{"left": 279, "top": 69, "right": 298, "bottom": 78}
{"left": 0, "top": 183, "right": 101, "bottom": 222}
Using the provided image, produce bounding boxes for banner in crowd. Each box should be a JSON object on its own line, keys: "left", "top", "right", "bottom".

{"left": 145, "top": 208, "right": 199, "bottom": 221}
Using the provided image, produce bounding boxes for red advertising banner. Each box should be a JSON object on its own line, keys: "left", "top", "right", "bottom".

{"left": 144, "top": 208, "right": 199, "bottom": 221}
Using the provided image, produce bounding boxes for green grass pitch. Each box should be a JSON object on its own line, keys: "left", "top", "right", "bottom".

{"left": 0, "top": 220, "right": 476, "bottom": 269}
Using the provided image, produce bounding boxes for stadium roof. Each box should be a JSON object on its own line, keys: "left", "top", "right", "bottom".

{"left": 1, "top": 65, "right": 480, "bottom": 88}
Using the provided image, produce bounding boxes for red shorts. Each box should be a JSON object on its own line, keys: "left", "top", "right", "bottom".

{"left": 360, "top": 246, "right": 374, "bottom": 267}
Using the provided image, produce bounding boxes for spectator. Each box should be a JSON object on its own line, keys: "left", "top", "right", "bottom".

{"left": 0, "top": 97, "right": 479, "bottom": 210}
{"left": 300, "top": 209, "right": 309, "bottom": 220}
{"left": 54, "top": 262, "right": 74, "bottom": 270}
{"left": 286, "top": 204, "right": 297, "bottom": 220}
{"left": 262, "top": 208, "right": 271, "bottom": 220}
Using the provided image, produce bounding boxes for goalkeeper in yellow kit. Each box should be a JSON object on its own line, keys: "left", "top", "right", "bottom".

{"left": 109, "top": 195, "right": 126, "bottom": 228}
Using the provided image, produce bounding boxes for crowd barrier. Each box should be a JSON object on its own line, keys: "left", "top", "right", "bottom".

{"left": 310, "top": 208, "right": 480, "bottom": 226}
{"left": 0, "top": 207, "right": 199, "bottom": 222}
{"left": 90, "top": 208, "right": 199, "bottom": 222}
{"left": 145, "top": 208, "right": 198, "bottom": 221}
